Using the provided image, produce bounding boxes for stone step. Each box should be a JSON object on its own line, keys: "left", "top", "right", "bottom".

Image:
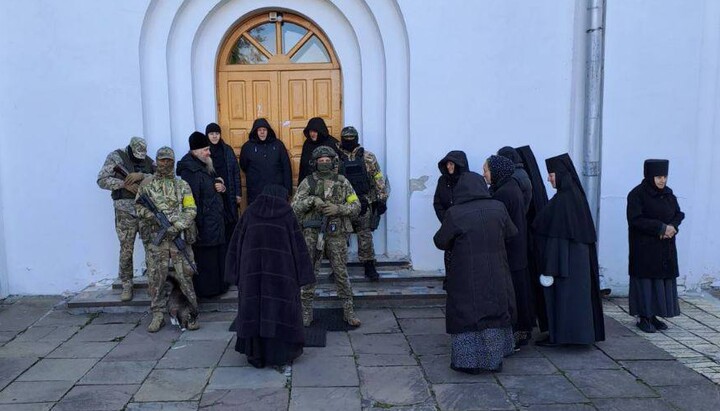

{"left": 67, "top": 271, "right": 446, "bottom": 313}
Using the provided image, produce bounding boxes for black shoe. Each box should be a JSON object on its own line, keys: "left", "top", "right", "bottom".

{"left": 651, "top": 316, "right": 668, "bottom": 331}
{"left": 637, "top": 317, "right": 657, "bottom": 333}
{"left": 364, "top": 260, "right": 380, "bottom": 282}
{"left": 450, "top": 365, "right": 481, "bottom": 375}
{"left": 535, "top": 337, "right": 558, "bottom": 347}
{"left": 491, "top": 364, "right": 503, "bottom": 373}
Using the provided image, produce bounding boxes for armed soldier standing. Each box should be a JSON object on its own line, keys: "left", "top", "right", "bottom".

{"left": 136, "top": 147, "right": 200, "bottom": 333}
{"left": 292, "top": 146, "right": 362, "bottom": 327}
{"left": 337, "top": 126, "right": 389, "bottom": 281}
{"left": 97, "top": 137, "right": 155, "bottom": 301}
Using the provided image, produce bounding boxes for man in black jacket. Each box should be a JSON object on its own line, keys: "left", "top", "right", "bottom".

{"left": 297, "top": 117, "right": 339, "bottom": 186}
{"left": 239, "top": 118, "right": 292, "bottom": 204}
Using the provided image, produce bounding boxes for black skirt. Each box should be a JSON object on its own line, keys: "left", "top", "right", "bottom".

{"left": 628, "top": 277, "right": 680, "bottom": 318}
{"left": 236, "top": 337, "right": 303, "bottom": 368}
{"left": 511, "top": 267, "right": 535, "bottom": 332}
{"left": 192, "top": 244, "right": 229, "bottom": 298}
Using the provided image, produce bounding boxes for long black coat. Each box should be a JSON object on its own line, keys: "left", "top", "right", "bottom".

{"left": 239, "top": 119, "right": 293, "bottom": 204}
{"left": 434, "top": 172, "right": 518, "bottom": 334}
{"left": 177, "top": 153, "right": 226, "bottom": 246}
{"left": 492, "top": 177, "right": 528, "bottom": 271}
{"left": 627, "top": 180, "right": 685, "bottom": 279}
{"left": 225, "top": 193, "right": 315, "bottom": 344}
{"left": 433, "top": 151, "right": 469, "bottom": 222}
{"left": 297, "top": 117, "right": 340, "bottom": 186}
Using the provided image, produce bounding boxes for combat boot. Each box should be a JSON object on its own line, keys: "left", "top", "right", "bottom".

{"left": 147, "top": 312, "right": 165, "bottom": 333}
{"left": 364, "top": 260, "right": 379, "bottom": 282}
{"left": 342, "top": 300, "right": 361, "bottom": 327}
{"left": 186, "top": 317, "right": 200, "bottom": 331}
{"left": 302, "top": 302, "right": 314, "bottom": 327}
{"left": 120, "top": 281, "right": 134, "bottom": 302}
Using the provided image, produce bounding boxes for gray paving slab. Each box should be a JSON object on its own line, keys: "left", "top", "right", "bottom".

{"left": 593, "top": 398, "right": 677, "bottom": 411}
{"left": 293, "top": 354, "right": 359, "bottom": 387}
{"left": 501, "top": 356, "right": 558, "bottom": 375}
{"left": 565, "top": 369, "right": 657, "bottom": 399}
{"left": 362, "top": 406, "right": 438, "bottom": 411}
{"left": 196, "top": 311, "right": 236, "bottom": 322}
{"left": 0, "top": 404, "right": 54, "bottom": 411}
{"left": 126, "top": 401, "right": 199, "bottom": 411}
{"left": 14, "top": 326, "right": 80, "bottom": 342}
{"left": 348, "top": 309, "right": 400, "bottom": 334}
{"left": 497, "top": 375, "right": 587, "bottom": 406}
{"left": 541, "top": 345, "right": 621, "bottom": 370}
{"left": 393, "top": 308, "right": 445, "bottom": 319}
{"left": 433, "top": 383, "right": 514, "bottom": 411}
{"left": 93, "top": 312, "right": 145, "bottom": 324}
{"left": 206, "top": 367, "right": 287, "bottom": 390}
{"left": 656, "top": 383, "right": 720, "bottom": 411}
{"left": 603, "top": 317, "right": 638, "bottom": 337}
{"left": 0, "top": 297, "right": 60, "bottom": 332}
{"left": 217, "top": 342, "right": 250, "bottom": 367}
{"left": 34, "top": 311, "right": 90, "bottom": 327}
{"left": 398, "top": 318, "right": 446, "bottom": 335}
{"left": 178, "top": 321, "right": 233, "bottom": 342}
{"left": 0, "top": 331, "right": 16, "bottom": 344}
{"left": 157, "top": 339, "right": 228, "bottom": 369}
{"left": 134, "top": 368, "right": 212, "bottom": 402}
{"left": 47, "top": 341, "right": 118, "bottom": 359}
{"left": 71, "top": 323, "right": 136, "bottom": 342}
{"left": 350, "top": 333, "right": 411, "bottom": 355}
{"left": 53, "top": 384, "right": 139, "bottom": 411}
{"left": 79, "top": 360, "right": 156, "bottom": 385}
{"left": 17, "top": 358, "right": 97, "bottom": 382}
{"left": 0, "top": 357, "right": 36, "bottom": 390}
{"left": 357, "top": 353, "right": 418, "bottom": 366}
{"left": 620, "top": 360, "right": 711, "bottom": 387}
{"left": 304, "top": 332, "right": 353, "bottom": 357}
{"left": 0, "top": 380, "right": 74, "bottom": 404}
{"left": 358, "top": 366, "right": 431, "bottom": 406}
{"left": 419, "top": 354, "right": 495, "bottom": 384}
{"left": 290, "top": 387, "right": 361, "bottom": 411}
{"left": 200, "top": 388, "right": 289, "bottom": 410}
{"left": 0, "top": 340, "right": 62, "bottom": 358}
{"left": 104, "top": 333, "right": 173, "bottom": 362}
{"left": 406, "top": 333, "right": 450, "bottom": 356}
{"left": 595, "top": 336, "right": 674, "bottom": 360}
{"left": 126, "top": 321, "right": 182, "bottom": 344}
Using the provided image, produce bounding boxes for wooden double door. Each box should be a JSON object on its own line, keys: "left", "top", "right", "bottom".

{"left": 216, "top": 12, "right": 342, "bottom": 196}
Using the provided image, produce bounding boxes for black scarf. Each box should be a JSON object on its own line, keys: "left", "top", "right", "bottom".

{"left": 210, "top": 141, "right": 229, "bottom": 183}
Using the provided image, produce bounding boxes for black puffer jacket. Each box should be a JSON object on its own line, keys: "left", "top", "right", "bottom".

{"left": 433, "top": 172, "right": 518, "bottom": 334}
{"left": 433, "top": 151, "right": 469, "bottom": 222}
{"left": 298, "top": 117, "right": 339, "bottom": 186}
{"left": 177, "top": 153, "right": 226, "bottom": 246}
{"left": 239, "top": 119, "right": 293, "bottom": 204}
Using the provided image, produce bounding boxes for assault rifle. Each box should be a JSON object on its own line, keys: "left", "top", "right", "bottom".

{"left": 316, "top": 216, "right": 329, "bottom": 257}
{"left": 136, "top": 193, "right": 199, "bottom": 275}
{"left": 113, "top": 164, "right": 130, "bottom": 178}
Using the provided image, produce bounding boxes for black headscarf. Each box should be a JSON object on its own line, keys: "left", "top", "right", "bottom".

{"left": 497, "top": 146, "right": 522, "bottom": 165}
{"left": 532, "top": 153, "right": 596, "bottom": 244}
{"left": 643, "top": 159, "right": 670, "bottom": 193}
{"left": 486, "top": 155, "right": 515, "bottom": 192}
{"left": 438, "top": 151, "right": 469, "bottom": 186}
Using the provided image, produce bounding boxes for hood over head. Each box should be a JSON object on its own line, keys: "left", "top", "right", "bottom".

{"left": 247, "top": 184, "right": 293, "bottom": 219}
{"left": 303, "top": 117, "right": 330, "bottom": 141}
{"left": 438, "top": 151, "right": 469, "bottom": 176}
{"left": 248, "top": 118, "right": 277, "bottom": 142}
{"left": 497, "top": 146, "right": 522, "bottom": 165}
{"left": 205, "top": 122, "right": 221, "bottom": 135}
{"left": 452, "top": 171, "right": 491, "bottom": 204}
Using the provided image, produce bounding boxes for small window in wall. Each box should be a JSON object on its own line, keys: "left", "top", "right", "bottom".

{"left": 227, "top": 15, "right": 333, "bottom": 65}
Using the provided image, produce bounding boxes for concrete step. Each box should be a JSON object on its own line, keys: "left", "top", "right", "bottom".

{"left": 67, "top": 270, "right": 446, "bottom": 313}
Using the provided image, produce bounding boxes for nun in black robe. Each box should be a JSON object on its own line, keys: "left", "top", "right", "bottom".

{"left": 515, "top": 146, "right": 550, "bottom": 332}
{"left": 533, "top": 154, "right": 605, "bottom": 345}
{"left": 627, "top": 159, "right": 684, "bottom": 333}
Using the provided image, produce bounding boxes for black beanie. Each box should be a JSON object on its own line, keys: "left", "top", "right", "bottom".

{"left": 644, "top": 159, "right": 669, "bottom": 178}
{"left": 189, "top": 131, "right": 210, "bottom": 150}
{"left": 205, "top": 122, "right": 221, "bottom": 135}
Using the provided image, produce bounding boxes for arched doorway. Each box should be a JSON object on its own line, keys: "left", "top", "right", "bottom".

{"left": 216, "top": 11, "right": 342, "bottom": 193}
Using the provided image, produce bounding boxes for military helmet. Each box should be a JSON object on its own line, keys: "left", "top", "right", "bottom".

{"left": 310, "top": 146, "right": 339, "bottom": 169}
{"left": 341, "top": 126, "right": 358, "bottom": 139}
{"left": 156, "top": 146, "right": 175, "bottom": 160}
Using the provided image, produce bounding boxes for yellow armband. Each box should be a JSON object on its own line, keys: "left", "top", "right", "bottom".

{"left": 182, "top": 195, "right": 196, "bottom": 208}
{"left": 346, "top": 194, "right": 359, "bottom": 204}
{"left": 374, "top": 172, "right": 384, "bottom": 180}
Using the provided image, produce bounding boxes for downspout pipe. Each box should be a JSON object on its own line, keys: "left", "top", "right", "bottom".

{"left": 583, "top": 0, "right": 606, "bottom": 230}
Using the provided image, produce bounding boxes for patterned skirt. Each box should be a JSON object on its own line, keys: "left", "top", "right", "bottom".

{"left": 451, "top": 327, "right": 514, "bottom": 371}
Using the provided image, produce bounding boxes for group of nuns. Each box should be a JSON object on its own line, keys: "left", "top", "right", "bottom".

{"left": 432, "top": 146, "right": 684, "bottom": 374}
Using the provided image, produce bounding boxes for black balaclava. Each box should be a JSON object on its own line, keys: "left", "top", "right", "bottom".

{"left": 340, "top": 126, "right": 360, "bottom": 151}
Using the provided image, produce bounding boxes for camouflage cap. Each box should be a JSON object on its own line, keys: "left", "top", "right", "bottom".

{"left": 129, "top": 136, "right": 147, "bottom": 158}
{"left": 312, "top": 146, "right": 337, "bottom": 160}
{"left": 156, "top": 146, "right": 175, "bottom": 160}
{"left": 341, "top": 126, "right": 358, "bottom": 139}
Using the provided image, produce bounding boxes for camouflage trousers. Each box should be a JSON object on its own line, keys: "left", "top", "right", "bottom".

{"left": 301, "top": 229, "right": 354, "bottom": 306}
{"left": 351, "top": 210, "right": 375, "bottom": 262}
{"left": 146, "top": 240, "right": 198, "bottom": 318}
{"left": 115, "top": 209, "right": 150, "bottom": 283}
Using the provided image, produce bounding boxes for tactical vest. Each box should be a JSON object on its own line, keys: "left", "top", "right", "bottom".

{"left": 339, "top": 148, "right": 371, "bottom": 196}
{"left": 111, "top": 148, "right": 154, "bottom": 200}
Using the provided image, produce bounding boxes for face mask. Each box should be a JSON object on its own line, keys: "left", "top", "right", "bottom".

{"left": 157, "top": 161, "right": 174, "bottom": 177}
{"left": 341, "top": 137, "right": 358, "bottom": 151}
{"left": 317, "top": 162, "right": 333, "bottom": 172}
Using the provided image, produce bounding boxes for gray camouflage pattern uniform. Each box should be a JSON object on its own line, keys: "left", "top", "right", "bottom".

{"left": 292, "top": 171, "right": 360, "bottom": 311}
{"left": 96, "top": 139, "right": 154, "bottom": 284}
{"left": 136, "top": 148, "right": 199, "bottom": 319}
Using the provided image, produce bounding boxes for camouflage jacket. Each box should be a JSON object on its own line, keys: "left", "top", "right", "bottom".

{"left": 135, "top": 176, "right": 197, "bottom": 236}
{"left": 292, "top": 172, "right": 360, "bottom": 234}
{"left": 97, "top": 149, "right": 154, "bottom": 215}
{"left": 336, "top": 146, "right": 388, "bottom": 203}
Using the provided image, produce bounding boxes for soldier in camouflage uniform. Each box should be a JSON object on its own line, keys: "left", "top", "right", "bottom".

{"left": 292, "top": 146, "right": 362, "bottom": 327}
{"left": 97, "top": 137, "right": 155, "bottom": 301}
{"left": 136, "top": 147, "right": 200, "bottom": 333}
{"left": 337, "top": 126, "right": 389, "bottom": 281}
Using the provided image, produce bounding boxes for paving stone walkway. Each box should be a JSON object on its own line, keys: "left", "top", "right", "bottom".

{"left": 1, "top": 295, "right": 719, "bottom": 410}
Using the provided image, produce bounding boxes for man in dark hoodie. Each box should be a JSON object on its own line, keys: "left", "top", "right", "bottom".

{"left": 298, "top": 117, "right": 339, "bottom": 186}
{"left": 177, "top": 132, "right": 229, "bottom": 298}
{"left": 207, "top": 122, "right": 242, "bottom": 243}
{"left": 239, "top": 118, "right": 292, "bottom": 204}
{"left": 498, "top": 146, "right": 533, "bottom": 213}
